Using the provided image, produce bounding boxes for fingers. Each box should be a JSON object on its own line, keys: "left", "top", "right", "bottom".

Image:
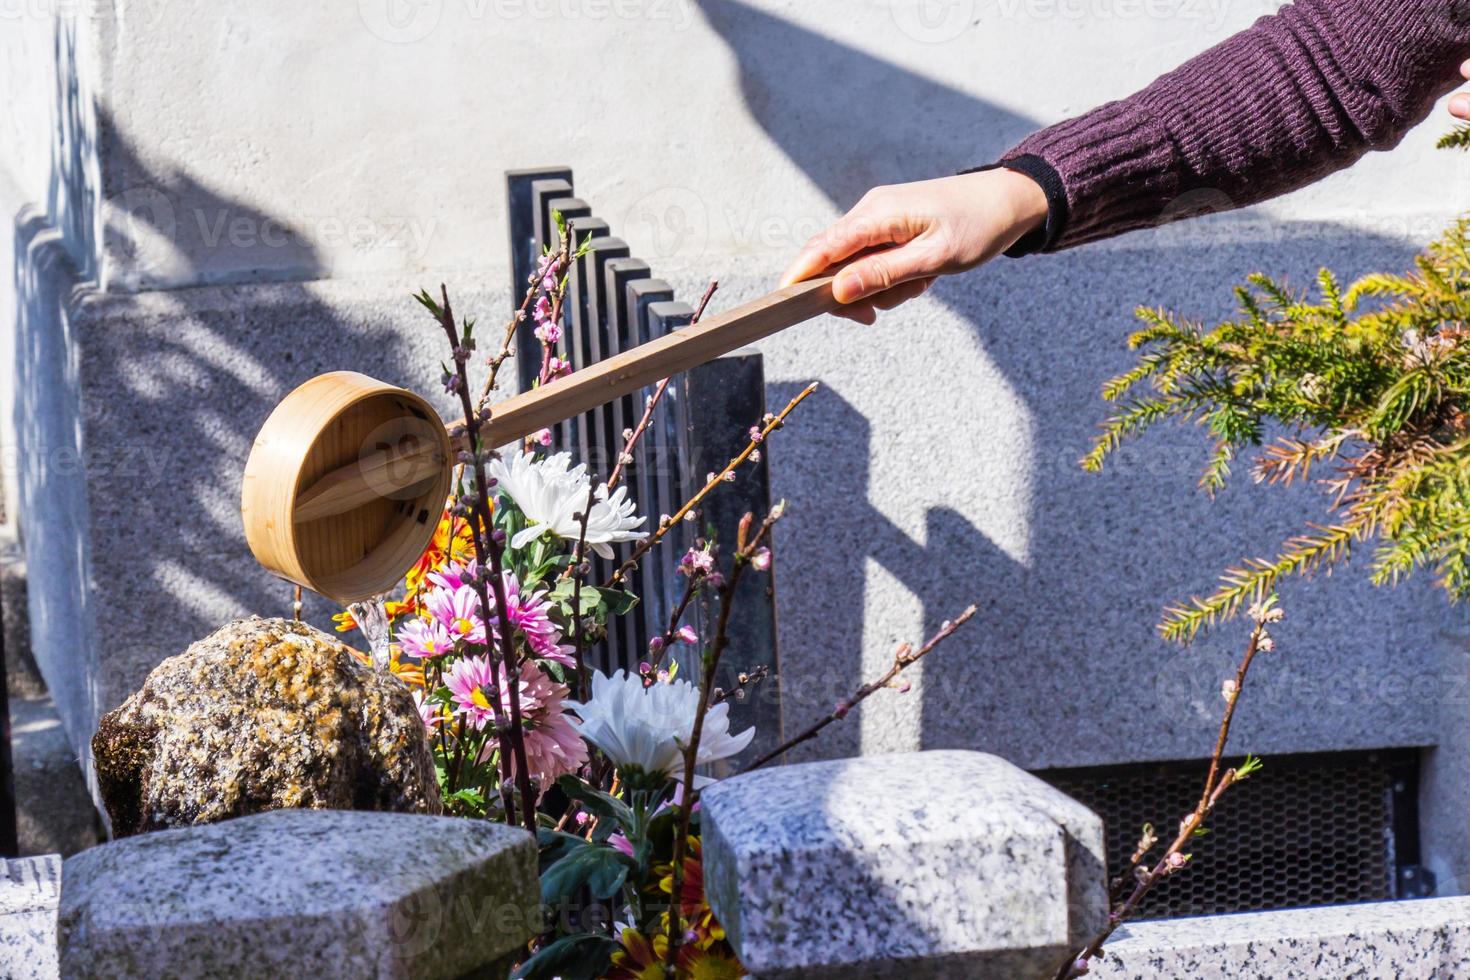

{"left": 825, "top": 278, "right": 934, "bottom": 325}
{"left": 781, "top": 191, "right": 913, "bottom": 287}
{"left": 871, "top": 277, "right": 935, "bottom": 310}
{"left": 1454, "top": 93, "right": 1470, "bottom": 121}
{"left": 831, "top": 239, "right": 939, "bottom": 304}
{"left": 1461, "top": 58, "right": 1470, "bottom": 81}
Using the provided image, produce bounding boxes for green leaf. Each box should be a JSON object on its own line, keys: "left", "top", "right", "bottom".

{"left": 581, "top": 586, "right": 640, "bottom": 618}
{"left": 555, "top": 775, "right": 635, "bottom": 831}
{"left": 536, "top": 828, "right": 585, "bottom": 871}
{"left": 512, "top": 933, "right": 619, "bottom": 980}
{"left": 540, "top": 839, "right": 634, "bottom": 904}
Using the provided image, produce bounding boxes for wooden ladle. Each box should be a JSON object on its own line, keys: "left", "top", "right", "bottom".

{"left": 241, "top": 276, "right": 838, "bottom": 602}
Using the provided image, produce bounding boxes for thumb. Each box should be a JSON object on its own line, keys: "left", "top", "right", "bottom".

{"left": 831, "top": 242, "right": 936, "bottom": 304}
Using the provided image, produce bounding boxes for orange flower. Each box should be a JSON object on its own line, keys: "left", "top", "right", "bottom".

{"left": 333, "top": 600, "right": 414, "bottom": 633}
{"left": 404, "top": 504, "right": 476, "bottom": 606}
{"left": 344, "top": 646, "right": 425, "bottom": 688}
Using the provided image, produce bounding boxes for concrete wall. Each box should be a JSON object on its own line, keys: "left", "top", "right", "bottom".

{"left": 5, "top": 0, "right": 1470, "bottom": 878}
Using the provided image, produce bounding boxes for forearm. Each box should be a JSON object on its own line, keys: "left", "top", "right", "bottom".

{"left": 999, "top": 0, "right": 1470, "bottom": 253}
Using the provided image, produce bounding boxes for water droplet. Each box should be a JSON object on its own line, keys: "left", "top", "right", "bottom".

{"left": 347, "top": 593, "right": 393, "bottom": 671}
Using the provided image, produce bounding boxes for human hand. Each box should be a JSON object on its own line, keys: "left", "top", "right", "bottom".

{"left": 780, "top": 168, "right": 1048, "bottom": 323}
{"left": 1450, "top": 59, "right": 1470, "bottom": 119}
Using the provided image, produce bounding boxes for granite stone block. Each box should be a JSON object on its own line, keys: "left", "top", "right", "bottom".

{"left": 700, "top": 750, "right": 1107, "bottom": 980}
{"left": 1087, "top": 896, "right": 1470, "bottom": 979}
{"left": 58, "top": 808, "right": 539, "bottom": 980}
{"left": 0, "top": 854, "right": 61, "bottom": 980}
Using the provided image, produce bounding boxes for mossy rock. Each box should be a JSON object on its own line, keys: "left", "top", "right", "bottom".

{"left": 93, "top": 617, "right": 440, "bottom": 836}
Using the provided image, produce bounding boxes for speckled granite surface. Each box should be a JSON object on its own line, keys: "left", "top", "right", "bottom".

{"left": 701, "top": 750, "right": 1106, "bottom": 979}
{"left": 0, "top": 855, "right": 60, "bottom": 980}
{"left": 1089, "top": 897, "right": 1470, "bottom": 979}
{"left": 58, "top": 808, "right": 538, "bottom": 980}
{"left": 93, "top": 617, "right": 440, "bottom": 836}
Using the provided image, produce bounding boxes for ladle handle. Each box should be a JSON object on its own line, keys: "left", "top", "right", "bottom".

{"left": 293, "top": 276, "right": 839, "bottom": 522}
{"left": 478, "top": 275, "right": 837, "bottom": 446}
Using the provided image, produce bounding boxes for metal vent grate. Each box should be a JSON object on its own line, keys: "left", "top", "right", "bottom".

{"left": 1039, "top": 749, "right": 1421, "bottom": 919}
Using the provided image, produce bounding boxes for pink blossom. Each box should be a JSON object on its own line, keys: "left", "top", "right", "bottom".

{"left": 674, "top": 625, "right": 699, "bottom": 645}
{"left": 445, "top": 654, "right": 499, "bottom": 730}
{"left": 499, "top": 574, "right": 576, "bottom": 668}
{"left": 547, "top": 356, "right": 571, "bottom": 378}
{"left": 647, "top": 636, "right": 665, "bottom": 655}
{"left": 536, "top": 253, "right": 561, "bottom": 293}
{"left": 399, "top": 617, "right": 454, "bottom": 659}
{"left": 750, "top": 547, "right": 771, "bottom": 571}
{"left": 533, "top": 427, "right": 553, "bottom": 447}
{"left": 608, "top": 831, "right": 635, "bottom": 857}
{"left": 426, "top": 584, "right": 487, "bottom": 645}
{"left": 532, "top": 294, "right": 554, "bottom": 326}
{"left": 412, "top": 690, "right": 442, "bottom": 730}
{"left": 475, "top": 660, "right": 588, "bottom": 790}
{"left": 748, "top": 426, "right": 764, "bottom": 443}
{"left": 678, "top": 547, "right": 715, "bottom": 578}
{"left": 427, "top": 559, "right": 479, "bottom": 593}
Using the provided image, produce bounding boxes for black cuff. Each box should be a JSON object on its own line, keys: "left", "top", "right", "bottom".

{"left": 960, "top": 153, "right": 1067, "bottom": 257}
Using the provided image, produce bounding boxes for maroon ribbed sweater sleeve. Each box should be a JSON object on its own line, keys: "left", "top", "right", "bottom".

{"left": 1002, "top": 0, "right": 1470, "bottom": 252}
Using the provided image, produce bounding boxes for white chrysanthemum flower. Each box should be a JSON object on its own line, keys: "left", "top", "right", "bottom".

{"left": 566, "top": 670, "right": 755, "bottom": 785}
{"left": 487, "top": 450, "right": 648, "bottom": 559}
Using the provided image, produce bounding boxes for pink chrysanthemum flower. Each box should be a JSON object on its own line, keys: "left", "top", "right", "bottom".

{"left": 452, "top": 659, "right": 587, "bottom": 790}
{"left": 399, "top": 617, "right": 454, "bottom": 660}
{"left": 426, "top": 583, "right": 487, "bottom": 645}
{"left": 500, "top": 575, "right": 576, "bottom": 668}
{"left": 445, "top": 654, "right": 499, "bottom": 730}
{"left": 412, "top": 690, "right": 443, "bottom": 731}
{"left": 496, "top": 660, "right": 588, "bottom": 789}
{"left": 427, "top": 559, "right": 479, "bottom": 593}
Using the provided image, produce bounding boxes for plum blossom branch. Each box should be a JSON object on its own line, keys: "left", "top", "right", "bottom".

{"left": 666, "top": 508, "right": 783, "bottom": 972}
{"left": 477, "top": 226, "right": 572, "bottom": 415}
{"left": 421, "top": 283, "right": 538, "bottom": 834}
{"left": 741, "top": 604, "right": 978, "bottom": 773}
{"left": 605, "top": 382, "right": 819, "bottom": 589}
{"left": 607, "top": 280, "right": 718, "bottom": 491}
{"left": 713, "top": 664, "right": 770, "bottom": 706}
{"left": 1055, "top": 597, "right": 1280, "bottom": 980}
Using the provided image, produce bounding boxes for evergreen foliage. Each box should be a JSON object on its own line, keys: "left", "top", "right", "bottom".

{"left": 1085, "top": 219, "right": 1470, "bottom": 642}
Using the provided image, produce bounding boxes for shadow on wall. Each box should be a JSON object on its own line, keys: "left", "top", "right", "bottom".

{"left": 11, "top": 17, "right": 423, "bottom": 766}
{"left": 701, "top": 0, "right": 1445, "bottom": 769}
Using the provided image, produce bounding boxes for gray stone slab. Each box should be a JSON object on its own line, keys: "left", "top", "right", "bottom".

{"left": 10, "top": 694, "right": 102, "bottom": 858}
{"left": 701, "top": 749, "right": 1106, "bottom": 980}
{"left": 58, "top": 808, "right": 538, "bottom": 980}
{"left": 1087, "top": 896, "right": 1470, "bottom": 979}
{"left": 0, "top": 854, "right": 61, "bottom": 980}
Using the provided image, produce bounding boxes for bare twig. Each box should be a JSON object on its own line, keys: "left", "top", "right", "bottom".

{"left": 607, "top": 280, "right": 718, "bottom": 491}
{"left": 666, "top": 510, "right": 782, "bottom": 972}
{"left": 741, "top": 605, "right": 979, "bottom": 773}
{"left": 713, "top": 664, "right": 770, "bottom": 705}
{"left": 1055, "top": 598, "right": 1280, "bottom": 980}
{"left": 425, "top": 284, "right": 538, "bottom": 834}
{"left": 606, "top": 383, "right": 818, "bottom": 588}
{"left": 477, "top": 234, "right": 572, "bottom": 413}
